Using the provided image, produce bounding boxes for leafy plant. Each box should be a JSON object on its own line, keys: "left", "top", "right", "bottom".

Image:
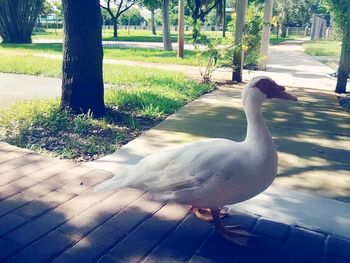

{"left": 227, "top": 4, "right": 264, "bottom": 68}
{"left": 193, "top": 30, "right": 235, "bottom": 82}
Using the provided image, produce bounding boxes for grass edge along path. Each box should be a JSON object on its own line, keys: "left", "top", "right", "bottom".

{"left": 0, "top": 56, "right": 214, "bottom": 162}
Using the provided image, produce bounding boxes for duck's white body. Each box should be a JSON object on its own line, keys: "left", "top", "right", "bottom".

{"left": 95, "top": 76, "right": 294, "bottom": 209}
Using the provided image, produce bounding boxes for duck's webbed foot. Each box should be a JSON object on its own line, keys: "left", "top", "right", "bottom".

{"left": 189, "top": 206, "right": 228, "bottom": 222}
{"left": 210, "top": 209, "right": 255, "bottom": 246}
{"left": 220, "top": 225, "right": 254, "bottom": 246}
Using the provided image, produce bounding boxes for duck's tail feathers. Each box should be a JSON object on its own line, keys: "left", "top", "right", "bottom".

{"left": 149, "top": 191, "right": 175, "bottom": 201}
{"left": 94, "top": 174, "right": 127, "bottom": 192}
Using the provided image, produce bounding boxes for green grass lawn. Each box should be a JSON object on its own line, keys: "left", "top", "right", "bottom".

{"left": 0, "top": 43, "right": 212, "bottom": 66}
{"left": 303, "top": 40, "right": 341, "bottom": 70}
{"left": 303, "top": 40, "right": 341, "bottom": 57}
{"left": 270, "top": 34, "right": 300, "bottom": 45}
{"left": 0, "top": 54, "right": 214, "bottom": 161}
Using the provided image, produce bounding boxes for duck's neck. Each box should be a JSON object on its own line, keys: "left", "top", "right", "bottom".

{"left": 243, "top": 102, "right": 273, "bottom": 148}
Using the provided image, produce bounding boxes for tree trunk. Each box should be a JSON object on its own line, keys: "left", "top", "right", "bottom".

{"left": 177, "top": 0, "right": 184, "bottom": 58}
{"left": 150, "top": 9, "right": 156, "bottom": 35}
{"left": 335, "top": 27, "right": 350, "bottom": 94}
{"left": 61, "top": 0, "right": 105, "bottom": 116}
{"left": 281, "top": 24, "right": 287, "bottom": 38}
{"left": 232, "top": 0, "right": 247, "bottom": 82}
{"left": 259, "top": 0, "right": 273, "bottom": 71}
{"left": 222, "top": 0, "right": 226, "bottom": 37}
{"left": 0, "top": 0, "right": 44, "bottom": 43}
{"left": 162, "top": 0, "right": 172, "bottom": 51}
{"left": 112, "top": 17, "right": 118, "bottom": 38}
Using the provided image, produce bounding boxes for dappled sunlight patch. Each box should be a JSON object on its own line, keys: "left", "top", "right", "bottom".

{"left": 287, "top": 135, "right": 350, "bottom": 149}
{"left": 275, "top": 171, "right": 350, "bottom": 201}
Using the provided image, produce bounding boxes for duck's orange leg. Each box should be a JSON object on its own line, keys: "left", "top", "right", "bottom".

{"left": 189, "top": 206, "right": 228, "bottom": 222}
{"left": 210, "top": 208, "right": 254, "bottom": 246}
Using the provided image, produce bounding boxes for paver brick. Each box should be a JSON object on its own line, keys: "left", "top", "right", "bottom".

{"left": 222, "top": 211, "right": 258, "bottom": 230}
{"left": 324, "top": 257, "right": 350, "bottom": 263}
{"left": 5, "top": 207, "right": 68, "bottom": 247}
{"left": 0, "top": 193, "right": 34, "bottom": 217}
{"left": 105, "top": 196, "right": 163, "bottom": 234}
{"left": 0, "top": 153, "right": 43, "bottom": 173}
{"left": 326, "top": 235, "right": 350, "bottom": 261}
{"left": 54, "top": 191, "right": 113, "bottom": 219}
{"left": 52, "top": 225, "right": 125, "bottom": 263}
{"left": 12, "top": 189, "right": 75, "bottom": 219}
{"left": 253, "top": 218, "right": 291, "bottom": 240}
{"left": 0, "top": 176, "right": 41, "bottom": 200}
{"left": 0, "top": 238, "right": 21, "bottom": 261}
{"left": 0, "top": 157, "right": 58, "bottom": 186}
{"left": 96, "top": 254, "right": 122, "bottom": 263}
{"left": 188, "top": 254, "right": 218, "bottom": 263}
{"left": 5, "top": 230, "right": 75, "bottom": 263}
{"left": 0, "top": 213, "right": 29, "bottom": 236}
{"left": 19, "top": 166, "right": 104, "bottom": 199}
{"left": 5, "top": 190, "right": 111, "bottom": 247}
{"left": 143, "top": 215, "right": 212, "bottom": 262}
{"left": 235, "top": 235, "right": 285, "bottom": 263}
{"left": 59, "top": 171, "right": 112, "bottom": 195}
{"left": 28, "top": 161, "right": 78, "bottom": 182}
{"left": 191, "top": 212, "right": 258, "bottom": 263}
{"left": 56, "top": 191, "right": 129, "bottom": 240}
{"left": 107, "top": 202, "right": 188, "bottom": 262}
{"left": 191, "top": 230, "right": 240, "bottom": 263}
{"left": 0, "top": 151, "right": 31, "bottom": 166}
{"left": 279, "top": 226, "right": 326, "bottom": 263}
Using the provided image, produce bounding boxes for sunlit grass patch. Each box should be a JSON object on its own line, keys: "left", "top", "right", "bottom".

{"left": 303, "top": 40, "right": 341, "bottom": 57}
{"left": 0, "top": 57, "right": 214, "bottom": 161}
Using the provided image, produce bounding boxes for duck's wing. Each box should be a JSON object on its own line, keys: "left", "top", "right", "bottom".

{"left": 95, "top": 138, "right": 243, "bottom": 193}
{"left": 128, "top": 139, "right": 241, "bottom": 193}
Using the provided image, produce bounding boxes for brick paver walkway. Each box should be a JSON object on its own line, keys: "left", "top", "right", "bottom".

{"left": 0, "top": 142, "right": 350, "bottom": 263}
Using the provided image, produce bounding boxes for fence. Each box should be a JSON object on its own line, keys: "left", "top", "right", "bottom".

{"left": 103, "top": 25, "right": 223, "bottom": 33}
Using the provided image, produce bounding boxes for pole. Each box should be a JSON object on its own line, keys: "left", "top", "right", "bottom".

{"left": 177, "top": 0, "right": 185, "bottom": 58}
{"left": 259, "top": 0, "right": 273, "bottom": 70}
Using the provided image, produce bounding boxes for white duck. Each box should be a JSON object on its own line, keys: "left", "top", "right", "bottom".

{"left": 95, "top": 76, "right": 297, "bottom": 245}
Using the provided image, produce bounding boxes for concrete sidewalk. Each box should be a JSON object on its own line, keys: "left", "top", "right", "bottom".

{"left": 34, "top": 38, "right": 196, "bottom": 50}
{"left": 0, "top": 73, "right": 61, "bottom": 108}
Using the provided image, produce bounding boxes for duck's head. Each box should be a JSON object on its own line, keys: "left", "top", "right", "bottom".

{"left": 242, "top": 76, "right": 297, "bottom": 108}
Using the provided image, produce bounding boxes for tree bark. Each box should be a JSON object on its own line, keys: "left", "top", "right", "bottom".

{"left": 150, "top": 9, "right": 156, "bottom": 35}
{"left": 162, "top": 0, "right": 172, "bottom": 51}
{"left": 0, "top": 0, "right": 44, "bottom": 43}
{"left": 281, "top": 25, "right": 287, "bottom": 38}
{"left": 112, "top": 17, "right": 118, "bottom": 37}
{"left": 222, "top": 0, "right": 226, "bottom": 37}
{"left": 177, "top": 0, "right": 184, "bottom": 58}
{"left": 232, "top": 0, "right": 247, "bottom": 82}
{"left": 335, "top": 27, "right": 350, "bottom": 94}
{"left": 61, "top": 0, "right": 105, "bottom": 116}
{"left": 259, "top": 0, "right": 273, "bottom": 71}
